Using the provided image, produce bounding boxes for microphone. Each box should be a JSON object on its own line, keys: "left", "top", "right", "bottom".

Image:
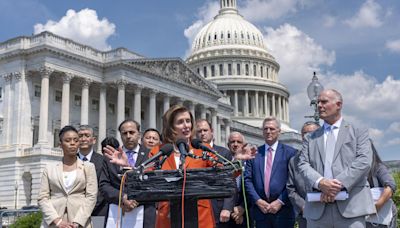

{"left": 176, "top": 138, "right": 189, "bottom": 168}
{"left": 191, "top": 138, "right": 217, "bottom": 154}
{"left": 138, "top": 143, "right": 174, "bottom": 169}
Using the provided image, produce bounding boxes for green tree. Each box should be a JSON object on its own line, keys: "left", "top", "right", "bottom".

{"left": 9, "top": 211, "right": 42, "bottom": 228}
{"left": 393, "top": 172, "right": 400, "bottom": 226}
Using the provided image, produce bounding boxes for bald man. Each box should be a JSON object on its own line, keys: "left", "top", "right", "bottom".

{"left": 298, "top": 89, "right": 375, "bottom": 227}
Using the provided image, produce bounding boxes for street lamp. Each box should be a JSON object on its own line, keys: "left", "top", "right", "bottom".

{"left": 305, "top": 72, "right": 324, "bottom": 123}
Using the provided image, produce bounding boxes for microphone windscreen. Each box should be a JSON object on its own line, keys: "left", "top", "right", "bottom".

{"left": 191, "top": 138, "right": 202, "bottom": 149}
{"left": 175, "top": 138, "right": 189, "bottom": 151}
{"left": 160, "top": 143, "right": 174, "bottom": 156}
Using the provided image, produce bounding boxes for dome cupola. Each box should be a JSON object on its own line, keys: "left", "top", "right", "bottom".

{"left": 189, "top": 0, "right": 267, "bottom": 57}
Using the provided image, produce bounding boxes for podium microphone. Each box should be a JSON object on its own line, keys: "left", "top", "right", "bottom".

{"left": 191, "top": 138, "right": 217, "bottom": 154}
{"left": 138, "top": 143, "right": 174, "bottom": 169}
{"left": 176, "top": 138, "right": 189, "bottom": 168}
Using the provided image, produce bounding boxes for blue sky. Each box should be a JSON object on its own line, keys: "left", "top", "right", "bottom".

{"left": 1, "top": 0, "right": 399, "bottom": 160}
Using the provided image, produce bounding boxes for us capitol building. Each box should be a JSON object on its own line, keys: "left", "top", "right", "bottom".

{"left": 0, "top": 0, "right": 300, "bottom": 209}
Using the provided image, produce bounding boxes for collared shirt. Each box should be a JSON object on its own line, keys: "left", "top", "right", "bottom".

{"left": 323, "top": 117, "right": 342, "bottom": 146}
{"left": 78, "top": 149, "right": 94, "bottom": 161}
{"left": 123, "top": 144, "right": 140, "bottom": 163}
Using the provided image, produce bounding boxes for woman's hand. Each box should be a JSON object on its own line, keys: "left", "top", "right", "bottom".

{"left": 103, "top": 145, "right": 129, "bottom": 167}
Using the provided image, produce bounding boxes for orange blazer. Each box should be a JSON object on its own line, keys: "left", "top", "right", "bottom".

{"left": 149, "top": 144, "right": 216, "bottom": 228}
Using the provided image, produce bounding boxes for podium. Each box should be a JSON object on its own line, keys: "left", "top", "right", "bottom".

{"left": 125, "top": 163, "right": 239, "bottom": 228}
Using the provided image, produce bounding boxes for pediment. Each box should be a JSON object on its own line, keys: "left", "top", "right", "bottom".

{"left": 124, "top": 58, "right": 222, "bottom": 97}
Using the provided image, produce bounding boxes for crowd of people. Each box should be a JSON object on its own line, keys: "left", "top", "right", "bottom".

{"left": 38, "top": 89, "right": 397, "bottom": 228}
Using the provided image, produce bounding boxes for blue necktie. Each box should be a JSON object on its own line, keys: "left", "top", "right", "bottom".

{"left": 324, "top": 126, "right": 336, "bottom": 179}
{"left": 82, "top": 156, "right": 88, "bottom": 161}
{"left": 126, "top": 150, "right": 136, "bottom": 167}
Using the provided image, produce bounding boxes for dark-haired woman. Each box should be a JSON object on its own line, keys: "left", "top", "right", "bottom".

{"left": 38, "top": 125, "right": 97, "bottom": 228}
{"left": 366, "top": 140, "right": 397, "bottom": 228}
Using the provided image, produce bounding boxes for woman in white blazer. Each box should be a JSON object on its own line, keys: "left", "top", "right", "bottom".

{"left": 38, "top": 125, "right": 97, "bottom": 228}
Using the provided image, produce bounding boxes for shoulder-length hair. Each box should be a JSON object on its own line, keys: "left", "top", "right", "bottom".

{"left": 162, "top": 105, "right": 195, "bottom": 144}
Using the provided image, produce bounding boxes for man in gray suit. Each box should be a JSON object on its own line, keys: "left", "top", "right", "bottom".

{"left": 298, "top": 89, "right": 376, "bottom": 227}
{"left": 287, "top": 121, "right": 319, "bottom": 228}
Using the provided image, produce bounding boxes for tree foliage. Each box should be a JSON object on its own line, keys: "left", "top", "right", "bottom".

{"left": 9, "top": 211, "right": 42, "bottom": 228}
{"left": 393, "top": 172, "right": 400, "bottom": 226}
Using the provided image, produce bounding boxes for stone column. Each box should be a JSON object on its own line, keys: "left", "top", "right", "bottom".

{"left": 277, "top": 95, "right": 282, "bottom": 121}
{"left": 133, "top": 85, "right": 143, "bottom": 126}
{"left": 244, "top": 90, "right": 249, "bottom": 116}
{"left": 224, "top": 119, "right": 231, "bottom": 145}
{"left": 234, "top": 90, "right": 238, "bottom": 117}
{"left": 189, "top": 102, "right": 196, "bottom": 120}
{"left": 176, "top": 97, "right": 184, "bottom": 106}
{"left": 60, "top": 74, "right": 72, "bottom": 127}
{"left": 264, "top": 92, "right": 269, "bottom": 116}
{"left": 255, "top": 91, "right": 259, "bottom": 117}
{"left": 80, "top": 79, "right": 91, "bottom": 125}
{"left": 38, "top": 67, "right": 52, "bottom": 145}
{"left": 117, "top": 80, "right": 126, "bottom": 130}
{"left": 271, "top": 94, "right": 276, "bottom": 117}
{"left": 216, "top": 117, "right": 222, "bottom": 145}
{"left": 211, "top": 109, "right": 218, "bottom": 139}
{"left": 282, "top": 97, "right": 287, "bottom": 122}
{"left": 149, "top": 89, "right": 157, "bottom": 129}
{"left": 286, "top": 98, "right": 290, "bottom": 122}
{"left": 98, "top": 84, "right": 107, "bottom": 150}
{"left": 2, "top": 74, "right": 12, "bottom": 146}
{"left": 163, "top": 94, "right": 170, "bottom": 115}
{"left": 200, "top": 105, "right": 207, "bottom": 119}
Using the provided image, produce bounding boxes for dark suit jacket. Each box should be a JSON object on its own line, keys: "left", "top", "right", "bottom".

{"left": 99, "top": 145, "right": 155, "bottom": 228}
{"left": 90, "top": 151, "right": 108, "bottom": 217}
{"left": 211, "top": 145, "right": 235, "bottom": 226}
{"left": 244, "top": 142, "right": 296, "bottom": 221}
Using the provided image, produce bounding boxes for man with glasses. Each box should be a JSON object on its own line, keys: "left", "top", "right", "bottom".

{"left": 77, "top": 125, "right": 108, "bottom": 226}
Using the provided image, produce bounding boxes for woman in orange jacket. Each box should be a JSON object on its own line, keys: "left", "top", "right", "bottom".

{"left": 150, "top": 105, "right": 216, "bottom": 228}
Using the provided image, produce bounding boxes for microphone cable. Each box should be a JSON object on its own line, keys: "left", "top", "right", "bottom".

{"left": 181, "top": 163, "right": 187, "bottom": 228}
{"left": 238, "top": 161, "right": 250, "bottom": 228}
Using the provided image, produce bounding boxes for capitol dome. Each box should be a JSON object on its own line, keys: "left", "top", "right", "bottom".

{"left": 186, "top": 0, "right": 292, "bottom": 132}
{"left": 191, "top": 3, "right": 267, "bottom": 55}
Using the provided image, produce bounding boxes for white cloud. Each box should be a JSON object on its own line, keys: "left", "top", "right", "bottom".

{"left": 34, "top": 8, "right": 116, "bottom": 51}
{"left": 387, "top": 138, "right": 400, "bottom": 146}
{"left": 344, "top": 0, "right": 383, "bottom": 28}
{"left": 323, "top": 15, "right": 336, "bottom": 28}
{"left": 369, "top": 128, "right": 384, "bottom": 141}
{"left": 323, "top": 73, "right": 400, "bottom": 121}
{"left": 239, "top": 0, "right": 298, "bottom": 21}
{"left": 263, "top": 23, "right": 335, "bottom": 94}
{"left": 385, "top": 39, "right": 400, "bottom": 53}
{"left": 388, "top": 122, "right": 400, "bottom": 133}
{"left": 183, "top": 1, "right": 219, "bottom": 57}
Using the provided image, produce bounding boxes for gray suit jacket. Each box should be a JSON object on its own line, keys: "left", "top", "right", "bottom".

{"left": 298, "top": 120, "right": 376, "bottom": 219}
{"left": 287, "top": 152, "right": 307, "bottom": 216}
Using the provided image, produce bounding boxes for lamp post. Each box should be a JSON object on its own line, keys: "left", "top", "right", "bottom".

{"left": 305, "top": 72, "right": 324, "bottom": 123}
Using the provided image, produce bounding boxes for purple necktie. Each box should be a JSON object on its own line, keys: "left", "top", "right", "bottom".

{"left": 126, "top": 150, "right": 136, "bottom": 167}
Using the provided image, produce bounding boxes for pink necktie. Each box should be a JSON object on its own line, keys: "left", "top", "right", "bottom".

{"left": 264, "top": 147, "right": 273, "bottom": 197}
